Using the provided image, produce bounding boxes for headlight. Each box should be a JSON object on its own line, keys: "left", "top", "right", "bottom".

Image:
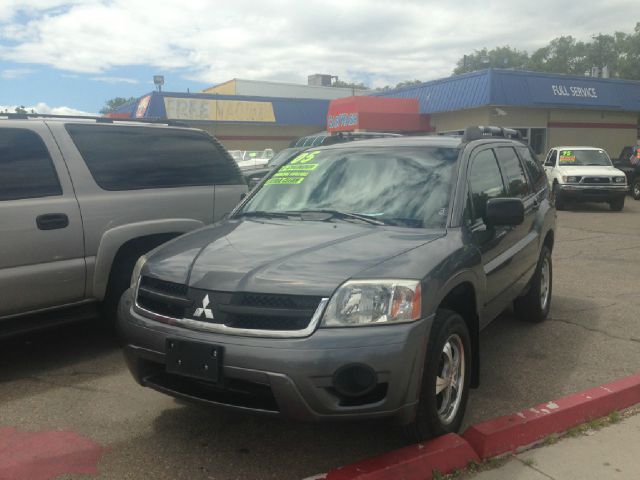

{"left": 562, "top": 176, "right": 581, "bottom": 183}
{"left": 614, "top": 176, "right": 626, "bottom": 184}
{"left": 130, "top": 255, "right": 147, "bottom": 290}
{"left": 321, "top": 280, "right": 421, "bottom": 327}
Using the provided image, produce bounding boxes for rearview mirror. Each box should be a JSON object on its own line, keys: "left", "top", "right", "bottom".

{"left": 485, "top": 198, "right": 524, "bottom": 226}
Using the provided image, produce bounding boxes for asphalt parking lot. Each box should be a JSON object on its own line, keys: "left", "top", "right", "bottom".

{"left": 1, "top": 200, "right": 639, "bottom": 480}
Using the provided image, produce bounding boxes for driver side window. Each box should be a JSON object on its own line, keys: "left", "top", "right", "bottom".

{"left": 544, "top": 150, "right": 556, "bottom": 167}
{"left": 466, "top": 149, "right": 507, "bottom": 225}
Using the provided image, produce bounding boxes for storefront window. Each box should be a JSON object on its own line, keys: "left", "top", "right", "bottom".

{"left": 530, "top": 128, "right": 546, "bottom": 155}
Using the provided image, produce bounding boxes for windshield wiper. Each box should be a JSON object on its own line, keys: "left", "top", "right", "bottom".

{"left": 284, "top": 209, "right": 386, "bottom": 226}
{"left": 233, "top": 211, "right": 294, "bottom": 220}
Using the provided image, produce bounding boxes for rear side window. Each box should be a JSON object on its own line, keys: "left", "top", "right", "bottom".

{"left": 494, "top": 147, "right": 530, "bottom": 198}
{"left": 517, "top": 147, "right": 546, "bottom": 190}
{"left": 65, "top": 124, "right": 243, "bottom": 191}
{"left": 467, "top": 149, "right": 506, "bottom": 223}
{"left": 0, "top": 128, "right": 62, "bottom": 201}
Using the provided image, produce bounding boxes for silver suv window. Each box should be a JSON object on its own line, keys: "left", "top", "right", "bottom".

{"left": 65, "top": 124, "right": 243, "bottom": 191}
{"left": 0, "top": 128, "right": 62, "bottom": 201}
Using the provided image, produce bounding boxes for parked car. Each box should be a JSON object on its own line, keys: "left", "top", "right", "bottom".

{"left": 613, "top": 145, "right": 640, "bottom": 200}
{"left": 231, "top": 149, "right": 275, "bottom": 171}
{"left": 118, "top": 126, "right": 555, "bottom": 440}
{"left": 0, "top": 114, "right": 247, "bottom": 337}
{"left": 242, "top": 132, "right": 402, "bottom": 187}
{"left": 542, "top": 146, "right": 627, "bottom": 210}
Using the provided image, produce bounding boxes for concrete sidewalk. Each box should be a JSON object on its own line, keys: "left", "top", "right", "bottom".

{"left": 468, "top": 411, "right": 640, "bottom": 480}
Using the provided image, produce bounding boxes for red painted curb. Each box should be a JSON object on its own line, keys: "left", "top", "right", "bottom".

{"left": 321, "top": 433, "right": 479, "bottom": 480}
{"left": 462, "top": 372, "right": 640, "bottom": 458}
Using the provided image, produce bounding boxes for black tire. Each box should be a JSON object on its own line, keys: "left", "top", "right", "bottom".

{"left": 514, "top": 246, "right": 552, "bottom": 323}
{"left": 609, "top": 196, "right": 625, "bottom": 211}
{"left": 101, "top": 249, "right": 144, "bottom": 323}
{"left": 632, "top": 179, "right": 640, "bottom": 201}
{"left": 552, "top": 183, "right": 565, "bottom": 211}
{"left": 404, "top": 309, "right": 471, "bottom": 442}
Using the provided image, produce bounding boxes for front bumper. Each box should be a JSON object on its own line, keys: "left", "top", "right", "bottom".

{"left": 117, "top": 289, "right": 432, "bottom": 423}
{"left": 557, "top": 184, "right": 627, "bottom": 202}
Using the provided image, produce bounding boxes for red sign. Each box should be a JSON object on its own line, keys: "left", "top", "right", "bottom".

{"left": 327, "top": 96, "right": 430, "bottom": 133}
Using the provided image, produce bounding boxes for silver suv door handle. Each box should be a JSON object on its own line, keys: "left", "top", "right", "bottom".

{"left": 36, "top": 213, "right": 69, "bottom": 230}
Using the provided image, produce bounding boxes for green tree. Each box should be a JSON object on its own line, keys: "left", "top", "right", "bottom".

{"left": 616, "top": 23, "right": 640, "bottom": 79}
{"left": 331, "top": 80, "right": 369, "bottom": 90}
{"left": 375, "top": 80, "right": 424, "bottom": 92}
{"left": 14, "top": 106, "right": 28, "bottom": 114}
{"left": 453, "top": 23, "right": 640, "bottom": 81}
{"left": 454, "top": 46, "right": 529, "bottom": 75}
{"left": 99, "top": 96, "right": 136, "bottom": 114}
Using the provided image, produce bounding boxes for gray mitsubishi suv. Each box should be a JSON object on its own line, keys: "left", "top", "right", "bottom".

{"left": 118, "top": 127, "right": 556, "bottom": 439}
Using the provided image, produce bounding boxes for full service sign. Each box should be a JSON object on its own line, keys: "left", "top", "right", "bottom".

{"left": 551, "top": 84, "right": 598, "bottom": 98}
{"left": 526, "top": 76, "right": 619, "bottom": 107}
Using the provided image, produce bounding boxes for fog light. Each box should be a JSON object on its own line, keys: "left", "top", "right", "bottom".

{"left": 332, "top": 364, "right": 378, "bottom": 397}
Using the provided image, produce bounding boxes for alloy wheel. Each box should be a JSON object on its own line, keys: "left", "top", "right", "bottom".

{"left": 435, "top": 334, "right": 465, "bottom": 425}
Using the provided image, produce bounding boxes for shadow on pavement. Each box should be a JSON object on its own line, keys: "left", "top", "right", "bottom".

{"left": 0, "top": 320, "right": 121, "bottom": 400}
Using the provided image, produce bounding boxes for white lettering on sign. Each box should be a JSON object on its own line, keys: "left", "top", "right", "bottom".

{"left": 551, "top": 84, "right": 598, "bottom": 98}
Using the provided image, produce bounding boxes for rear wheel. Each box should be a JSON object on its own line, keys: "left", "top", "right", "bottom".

{"left": 404, "top": 309, "right": 471, "bottom": 442}
{"left": 609, "top": 196, "right": 625, "bottom": 211}
{"left": 632, "top": 179, "right": 640, "bottom": 200}
{"left": 514, "top": 246, "right": 552, "bottom": 323}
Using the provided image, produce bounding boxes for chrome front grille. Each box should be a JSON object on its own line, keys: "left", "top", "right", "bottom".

{"left": 135, "top": 276, "right": 325, "bottom": 335}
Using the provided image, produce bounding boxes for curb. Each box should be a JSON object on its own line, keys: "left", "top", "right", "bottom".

{"left": 462, "top": 372, "right": 640, "bottom": 458}
{"left": 311, "top": 372, "right": 640, "bottom": 480}
{"left": 319, "top": 433, "right": 479, "bottom": 480}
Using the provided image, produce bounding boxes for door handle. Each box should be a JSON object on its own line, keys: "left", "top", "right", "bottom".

{"left": 36, "top": 213, "right": 69, "bottom": 230}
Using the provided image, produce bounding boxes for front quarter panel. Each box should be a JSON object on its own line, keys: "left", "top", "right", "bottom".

{"left": 92, "top": 218, "right": 205, "bottom": 300}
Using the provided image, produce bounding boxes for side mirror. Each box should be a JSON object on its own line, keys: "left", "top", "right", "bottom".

{"left": 485, "top": 198, "right": 524, "bottom": 226}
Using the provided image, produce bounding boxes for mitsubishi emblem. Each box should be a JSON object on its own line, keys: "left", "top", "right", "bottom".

{"left": 194, "top": 294, "right": 214, "bottom": 319}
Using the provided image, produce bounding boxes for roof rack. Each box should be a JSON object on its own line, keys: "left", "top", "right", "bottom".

{"left": 462, "top": 126, "right": 522, "bottom": 142}
{"left": 0, "top": 113, "right": 189, "bottom": 127}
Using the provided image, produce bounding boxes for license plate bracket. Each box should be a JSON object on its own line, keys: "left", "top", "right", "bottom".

{"left": 165, "top": 339, "right": 223, "bottom": 383}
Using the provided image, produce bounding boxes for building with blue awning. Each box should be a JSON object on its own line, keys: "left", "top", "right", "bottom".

{"left": 376, "top": 68, "right": 640, "bottom": 158}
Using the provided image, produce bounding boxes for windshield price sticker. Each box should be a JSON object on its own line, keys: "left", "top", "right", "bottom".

{"left": 290, "top": 151, "right": 321, "bottom": 164}
{"left": 266, "top": 151, "right": 322, "bottom": 186}
{"left": 559, "top": 150, "right": 576, "bottom": 162}
{"left": 280, "top": 163, "right": 319, "bottom": 172}
{"left": 265, "top": 177, "right": 306, "bottom": 185}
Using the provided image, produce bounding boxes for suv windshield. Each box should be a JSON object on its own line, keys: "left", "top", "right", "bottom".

{"left": 238, "top": 146, "right": 459, "bottom": 229}
{"left": 558, "top": 149, "right": 611, "bottom": 166}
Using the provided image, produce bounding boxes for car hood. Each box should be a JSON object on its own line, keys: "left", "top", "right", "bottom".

{"left": 557, "top": 165, "right": 625, "bottom": 177}
{"left": 143, "top": 219, "right": 444, "bottom": 296}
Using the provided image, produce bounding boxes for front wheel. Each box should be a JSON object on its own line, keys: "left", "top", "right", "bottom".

{"left": 609, "top": 196, "right": 625, "bottom": 211}
{"left": 514, "top": 246, "right": 552, "bottom": 322}
{"left": 552, "top": 184, "right": 565, "bottom": 210}
{"left": 404, "top": 310, "right": 471, "bottom": 442}
{"left": 632, "top": 179, "right": 640, "bottom": 200}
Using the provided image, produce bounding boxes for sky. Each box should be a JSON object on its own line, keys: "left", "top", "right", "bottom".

{"left": 1, "top": 0, "right": 639, "bottom": 115}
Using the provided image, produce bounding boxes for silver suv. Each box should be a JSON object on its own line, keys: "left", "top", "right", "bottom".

{"left": 0, "top": 115, "right": 247, "bottom": 336}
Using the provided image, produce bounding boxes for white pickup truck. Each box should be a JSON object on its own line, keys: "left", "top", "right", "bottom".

{"left": 542, "top": 146, "right": 627, "bottom": 211}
